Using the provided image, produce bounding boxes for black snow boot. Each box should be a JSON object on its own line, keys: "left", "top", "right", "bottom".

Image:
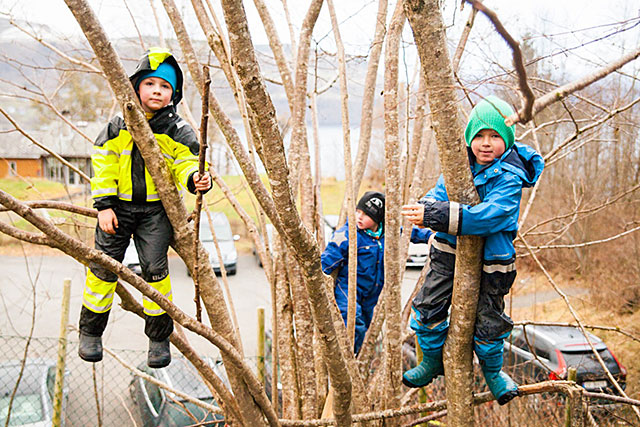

{"left": 147, "top": 338, "right": 171, "bottom": 368}
{"left": 78, "top": 332, "right": 103, "bottom": 362}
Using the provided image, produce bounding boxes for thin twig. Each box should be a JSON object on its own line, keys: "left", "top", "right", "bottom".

{"left": 192, "top": 65, "right": 211, "bottom": 322}
{"left": 465, "top": 0, "right": 534, "bottom": 124}
{"left": 506, "top": 45, "right": 640, "bottom": 126}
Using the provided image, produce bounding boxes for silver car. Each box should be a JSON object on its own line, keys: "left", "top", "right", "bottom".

{"left": 0, "top": 359, "right": 69, "bottom": 427}
{"left": 199, "top": 212, "right": 239, "bottom": 276}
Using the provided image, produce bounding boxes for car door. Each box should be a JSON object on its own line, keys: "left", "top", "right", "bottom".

{"left": 137, "top": 368, "right": 166, "bottom": 427}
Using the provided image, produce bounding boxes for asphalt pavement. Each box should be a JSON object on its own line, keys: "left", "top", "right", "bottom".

{"left": 0, "top": 253, "right": 424, "bottom": 358}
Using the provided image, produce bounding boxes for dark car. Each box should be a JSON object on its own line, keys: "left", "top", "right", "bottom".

{"left": 504, "top": 325, "right": 627, "bottom": 394}
{"left": 129, "top": 356, "right": 226, "bottom": 427}
{"left": 0, "top": 359, "right": 69, "bottom": 427}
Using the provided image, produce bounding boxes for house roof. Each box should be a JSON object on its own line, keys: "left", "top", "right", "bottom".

{"left": 0, "top": 122, "right": 101, "bottom": 159}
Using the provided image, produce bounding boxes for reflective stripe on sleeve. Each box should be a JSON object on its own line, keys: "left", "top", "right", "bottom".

{"left": 92, "top": 188, "right": 117, "bottom": 197}
{"left": 448, "top": 201, "right": 461, "bottom": 235}
{"left": 94, "top": 148, "right": 119, "bottom": 157}
{"left": 117, "top": 192, "right": 133, "bottom": 201}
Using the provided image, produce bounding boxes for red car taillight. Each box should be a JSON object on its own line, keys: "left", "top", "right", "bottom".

{"left": 609, "top": 348, "right": 627, "bottom": 378}
{"left": 549, "top": 349, "right": 567, "bottom": 381}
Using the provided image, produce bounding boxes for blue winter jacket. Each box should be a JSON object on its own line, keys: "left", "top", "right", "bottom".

{"left": 321, "top": 222, "right": 385, "bottom": 301}
{"left": 420, "top": 142, "right": 544, "bottom": 270}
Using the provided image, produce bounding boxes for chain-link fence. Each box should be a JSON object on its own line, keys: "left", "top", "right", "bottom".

{"left": 0, "top": 335, "right": 266, "bottom": 426}
{"left": 2, "top": 335, "right": 634, "bottom": 426}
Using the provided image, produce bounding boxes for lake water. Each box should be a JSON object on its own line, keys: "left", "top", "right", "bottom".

{"left": 212, "top": 124, "right": 385, "bottom": 179}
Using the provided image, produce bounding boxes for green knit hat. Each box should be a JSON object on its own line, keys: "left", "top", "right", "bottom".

{"left": 464, "top": 96, "right": 515, "bottom": 150}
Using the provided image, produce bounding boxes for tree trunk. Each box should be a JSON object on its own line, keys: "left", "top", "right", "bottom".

{"left": 404, "top": 0, "right": 484, "bottom": 425}
{"left": 381, "top": 0, "right": 405, "bottom": 418}
{"left": 219, "top": 1, "right": 353, "bottom": 424}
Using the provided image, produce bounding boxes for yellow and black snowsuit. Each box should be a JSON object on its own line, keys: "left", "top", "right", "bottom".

{"left": 80, "top": 49, "right": 204, "bottom": 341}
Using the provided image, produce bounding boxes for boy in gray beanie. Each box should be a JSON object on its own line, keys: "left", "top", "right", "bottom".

{"left": 401, "top": 96, "right": 544, "bottom": 405}
{"left": 321, "top": 191, "right": 386, "bottom": 353}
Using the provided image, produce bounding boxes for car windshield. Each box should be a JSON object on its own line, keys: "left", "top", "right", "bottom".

{"left": 561, "top": 349, "right": 620, "bottom": 375}
{"left": 199, "top": 217, "right": 232, "bottom": 242}
{"left": 0, "top": 364, "right": 46, "bottom": 425}
{"left": 165, "top": 359, "right": 213, "bottom": 399}
{"left": 0, "top": 395, "right": 44, "bottom": 426}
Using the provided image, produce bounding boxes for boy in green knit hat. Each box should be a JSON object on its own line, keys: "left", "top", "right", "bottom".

{"left": 401, "top": 96, "right": 544, "bottom": 405}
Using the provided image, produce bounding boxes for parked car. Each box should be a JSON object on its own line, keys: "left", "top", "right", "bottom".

{"left": 199, "top": 212, "right": 239, "bottom": 276}
{"left": 129, "top": 356, "right": 226, "bottom": 427}
{"left": 0, "top": 359, "right": 69, "bottom": 426}
{"left": 406, "top": 240, "right": 429, "bottom": 267}
{"left": 504, "top": 325, "right": 627, "bottom": 394}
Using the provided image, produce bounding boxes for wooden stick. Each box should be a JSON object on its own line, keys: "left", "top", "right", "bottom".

{"left": 52, "top": 278, "right": 71, "bottom": 427}
{"left": 193, "top": 65, "right": 211, "bottom": 322}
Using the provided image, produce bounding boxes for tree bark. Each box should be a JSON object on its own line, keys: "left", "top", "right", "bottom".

{"left": 403, "top": 0, "right": 483, "bottom": 425}
{"left": 275, "top": 245, "right": 303, "bottom": 419}
{"left": 219, "top": 1, "right": 353, "bottom": 424}
{"left": 381, "top": 0, "right": 405, "bottom": 417}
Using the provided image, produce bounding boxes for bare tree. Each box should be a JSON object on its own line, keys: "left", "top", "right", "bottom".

{"left": 1, "top": 0, "right": 640, "bottom": 425}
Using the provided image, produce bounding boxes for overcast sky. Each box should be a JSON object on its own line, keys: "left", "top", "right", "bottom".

{"left": 2, "top": 0, "right": 638, "bottom": 52}
{"left": 1, "top": 0, "right": 638, "bottom": 83}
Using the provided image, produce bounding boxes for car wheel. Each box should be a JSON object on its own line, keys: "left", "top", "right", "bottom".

{"left": 227, "top": 267, "right": 236, "bottom": 276}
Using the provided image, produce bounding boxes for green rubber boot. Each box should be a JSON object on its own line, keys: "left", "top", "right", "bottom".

{"left": 402, "top": 350, "right": 444, "bottom": 388}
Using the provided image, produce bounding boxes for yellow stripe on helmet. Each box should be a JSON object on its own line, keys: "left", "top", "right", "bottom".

{"left": 148, "top": 47, "right": 173, "bottom": 70}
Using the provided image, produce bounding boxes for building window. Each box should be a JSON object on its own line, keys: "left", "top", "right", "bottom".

{"left": 8, "top": 161, "right": 17, "bottom": 176}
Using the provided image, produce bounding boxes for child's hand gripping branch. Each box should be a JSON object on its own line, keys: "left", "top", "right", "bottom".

{"left": 192, "top": 171, "right": 212, "bottom": 192}
{"left": 401, "top": 203, "right": 425, "bottom": 227}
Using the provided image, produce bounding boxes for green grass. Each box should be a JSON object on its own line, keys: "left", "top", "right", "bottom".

{"left": 0, "top": 175, "right": 354, "bottom": 253}
{"left": 186, "top": 174, "right": 348, "bottom": 224}
{"left": 0, "top": 178, "right": 71, "bottom": 200}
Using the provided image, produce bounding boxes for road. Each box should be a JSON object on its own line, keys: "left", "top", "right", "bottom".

{"left": 0, "top": 253, "right": 424, "bottom": 357}
{"left": 1, "top": 253, "right": 586, "bottom": 425}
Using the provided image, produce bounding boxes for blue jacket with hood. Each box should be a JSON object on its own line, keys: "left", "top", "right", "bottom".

{"left": 420, "top": 142, "right": 544, "bottom": 265}
{"left": 411, "top": 142, "right": 544, "bottom": 341}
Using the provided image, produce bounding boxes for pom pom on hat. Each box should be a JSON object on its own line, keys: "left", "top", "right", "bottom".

{"left": 464, "top": 96, "right": 515, "bottom": 150}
